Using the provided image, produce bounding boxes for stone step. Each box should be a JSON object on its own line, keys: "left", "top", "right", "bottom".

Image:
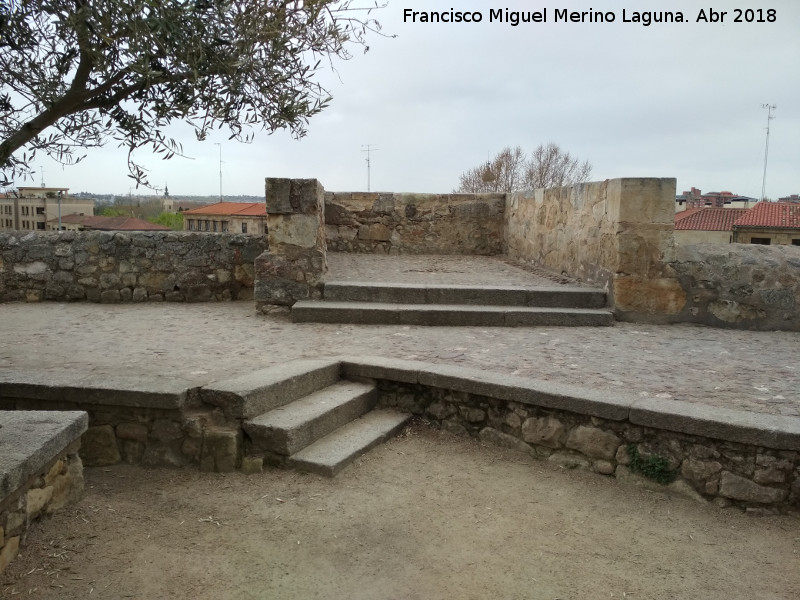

{"left": 291, "top": 301, "right": 613, "bottom": 327}
{"left": 286, "top": 409, "right": 412, "bottom": 476}
{"left": 243, "top": 380, "right": 377, "bottom": 456}
{"left": 323, "top": 281, "right": 606, "bottom": 309}
{"left": 199, "top": 358, "right": 342, "bottom": 419}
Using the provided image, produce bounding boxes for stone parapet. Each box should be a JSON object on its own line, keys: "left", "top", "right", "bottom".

{"left": 506, "top": 178, "right": 684, "bottom": 320}
{"left": 0, "top": 231, "right": 266, "bottom": 303}
{"left": 325, "top": 192, "right": 505, "bottom": 255}
{"left": 666, "top": 243, "right": 800, "bottom": 331}
{"left": 1, "top": 358, "right": 798, "bottom": 511}
{"left": 255, "top": 178, "right": 327, "bottom": 308}
{"left": 0, "top": 411, "right": 87, "bottom": 574}
{"left": 338, "top": 357, "right": 799, "bottom": 513}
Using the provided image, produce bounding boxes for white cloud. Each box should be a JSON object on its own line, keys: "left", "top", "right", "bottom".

{"left": 24, "top": 0, "right": 800, "bottom": 200}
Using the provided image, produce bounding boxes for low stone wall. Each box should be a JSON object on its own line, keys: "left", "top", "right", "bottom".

{"left": 0, "top": 380, "right": 242, "bottom": 474}
{"left": 0, "top": 411, "right": 87, "bottom": 574}
{"left": 375, "top": 382, "right": 797, "bottom": 512}
{"left": 3, "top": 357, "right": 798, "bottom": 512}
{"left": 340, "top": 358, "right": 800, "bottom": 513}
{"left": 325, "top": 192, "right": 505, "bottom": 255}
{"left": 669, "top": 243, "right": 800, "bottom": 331}
{"left": 0, "top": 230, "right": 266, "bottom": 303}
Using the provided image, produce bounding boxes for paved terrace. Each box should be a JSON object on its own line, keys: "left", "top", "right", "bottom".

{"left": 0, "top": 254, "right": 797, "bottom": 418}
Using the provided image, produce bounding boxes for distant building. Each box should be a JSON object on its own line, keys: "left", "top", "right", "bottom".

{"left": 675, "top": 187, "right": 757, "bottom": 211}
{"left": 182, "top": 202, "right": 267, "bottom": 235}
{"left": 675, "top": 187, "right": 702, "bottom": 212}
{"left": 0, "top": 187, "right": 94, "bottom": 232}
{"left": 162, "top": 185, "right": 174, "bottom": 212}
{"left": 674, "top": 207, "right": 749, "bottom": 245}
{"left": 46, "top": 215, "right": 171, "bottom": 232}
{"left": 732, "top": 202, "right": 800, "bottom": 246}
{"left": 778, "top": 194, "right": 800, "bottom": 204}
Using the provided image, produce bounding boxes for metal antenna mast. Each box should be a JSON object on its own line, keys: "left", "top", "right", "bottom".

{"left": 361, "top": 144, "right": 379, "bottom": 191}
{"left": 761, "top": 104, "right": 776, "bottom": 201}
{"left": 214, "top": 143, "right": 223, "bottom": 202}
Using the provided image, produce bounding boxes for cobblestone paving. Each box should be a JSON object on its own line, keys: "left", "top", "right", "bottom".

{"left": 326, "top": 253, "right": 588, "bottom": 286}
{"left": 1, "top": 302, "right": 797, "bottom": 418}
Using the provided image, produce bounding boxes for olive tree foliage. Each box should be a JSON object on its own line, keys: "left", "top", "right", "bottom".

{"left": 455, "top": 144, "right": 592, "bottom": 193}
{"left": 0, "top": 0, "right": 385, "bottom": 187}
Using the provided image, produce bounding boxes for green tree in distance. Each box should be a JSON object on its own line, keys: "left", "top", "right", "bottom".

{"left": 148, "top": 211, "right": 183, "bottom": 230}
{"left": 0, "top": 0, "right": 385, "bottom": 187}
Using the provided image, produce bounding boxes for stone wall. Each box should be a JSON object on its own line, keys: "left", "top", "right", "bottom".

{"left": 372, "top": 380, "right": 799, "bottom": 513}
{"left": 0, "top": 449, "right": 83, "bottom": 573}
{"left": 669, "top": 243, "right": 800, "bottom": 331}
{"left": 0, "top": 390, "right": 242, "bottom": 474}
{"left": 255, "top": 178, "right": 327, "bottom": 308}
{"left": 0, "top": 230, "right": 266, "bottom": 303}
{"left": 325, "top": 192, "right": 505, "bottom": 255}
{"left": 0, "top": 411, "right": 86, "bottom": 575}
{"left": 506, "top": 178, "right": 685, "bottom": 320}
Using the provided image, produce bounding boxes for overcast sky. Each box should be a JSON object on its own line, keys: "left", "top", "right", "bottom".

{"left": 28, "top": 0, "right": 800, "bottom": 199}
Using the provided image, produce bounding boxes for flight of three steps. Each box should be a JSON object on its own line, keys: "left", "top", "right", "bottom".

{"left": 291, "top": 281, "right": 613, "bottom": 326}
{"left": 203, "top": 359, "right": 410, "bottom": 477}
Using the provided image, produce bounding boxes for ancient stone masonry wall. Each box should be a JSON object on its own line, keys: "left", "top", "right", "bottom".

{"left": 506, "top": 178, "right": 686, "bottom": 321}
{"left": 325, "top": 192, "right": 505, "bottom": 255}
{"left": 0, "top": 394, "right": 242, "bottom": 474}
{"left": 0, "top": 448, "right": 83, "bottom": 574}
{"left": 255, "top": 178, "right": 327, "bottom": 308}
{"left": 669, "top": 243, "right": 800, "bottom": 331}
{"left": 0, "top": 231, "right": 266, "bottom": 303}
{"left": 0, "top": 411, "right": 86, "bottom": 575}
{"left": 373, "top": 381, "right": 799, "bottom": 513}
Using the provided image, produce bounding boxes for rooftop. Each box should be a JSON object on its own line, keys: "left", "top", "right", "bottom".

{"left": 182, "top": 201, "right": 266, "bottom": 217}
{"left": 733, "top": 201, "right": 800, "bottom": 229}
{"left": 674, "top": 207, "right": 749, "bottom": 231}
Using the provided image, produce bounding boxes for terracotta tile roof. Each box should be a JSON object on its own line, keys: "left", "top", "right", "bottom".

{"left": 674, "top": 208, "right": 702, "bottom": 223}
{"left": 182, "top": 201, "right": 266, "bottom": 217}
{"left": 733, "top": 202, "right": 800, "bottom": 229}
{"left": 674, "top": 207, "right": 748, "bottom": 231}
{"left": 48, "top": 215, "right": 171, "bottom": 231}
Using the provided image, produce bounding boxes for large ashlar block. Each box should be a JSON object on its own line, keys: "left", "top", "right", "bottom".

{"left": 613, "top": 275, "right": 687, "bottom": 314}
{"left": 615, "top": 225, "right": 677, "bottom": 277}
{"left": 607, "top": 178, "right": 676, "bottom": 225}
{"left": 265, "top": 178, "right": 324, "bottom": 215}
{"left": 269, "top": 214, "right": 324, "bottom": 248}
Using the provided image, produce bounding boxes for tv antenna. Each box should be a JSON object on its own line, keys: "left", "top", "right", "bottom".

{"left": 214, "top": 143, "right": 223, "bottom": 202}
{"left": 361, "top": 144, "right": 379, "bottom": 191}
{"left": 40, "top": 165, "right": 45, "bottom": 187}
{"left": 760, "top": 104, "right": 776, "bottom": 201}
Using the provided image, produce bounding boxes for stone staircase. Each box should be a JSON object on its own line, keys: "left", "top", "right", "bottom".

{"left": 291, "top": 281, "right": 613, "bottom": 327}
{"left": 202, "top": 359, "right": 410, "bottom": 476}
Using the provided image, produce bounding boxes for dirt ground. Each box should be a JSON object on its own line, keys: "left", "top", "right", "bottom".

{"left": 2, "top": 425, "right": 798, "bottom": 600}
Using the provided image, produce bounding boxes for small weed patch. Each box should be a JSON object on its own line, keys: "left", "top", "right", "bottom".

{"left": 626, "top": 444, "right": 677, "bottom": 485}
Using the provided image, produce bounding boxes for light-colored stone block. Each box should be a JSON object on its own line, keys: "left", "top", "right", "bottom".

{"left": 565, "top": 425, "right": 621, "bottom": 460}
{"left": 0, "top": 536, "right": 20, "bottom": 574}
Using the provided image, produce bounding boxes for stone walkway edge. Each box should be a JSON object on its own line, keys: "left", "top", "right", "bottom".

{"left": 2, "top": 356, "right": 798, "bottom": 452}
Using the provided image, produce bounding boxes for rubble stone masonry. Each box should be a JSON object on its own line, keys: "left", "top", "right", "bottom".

{"left": 0, "top": 230, "right": 266, "bottom": 303}
{"left": 325, "top": 191, "right": 505, "bottom": 255}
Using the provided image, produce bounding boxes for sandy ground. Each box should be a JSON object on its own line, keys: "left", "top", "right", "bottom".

{"left": 2, "top": 426, "right": 798, "bottom": 600}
